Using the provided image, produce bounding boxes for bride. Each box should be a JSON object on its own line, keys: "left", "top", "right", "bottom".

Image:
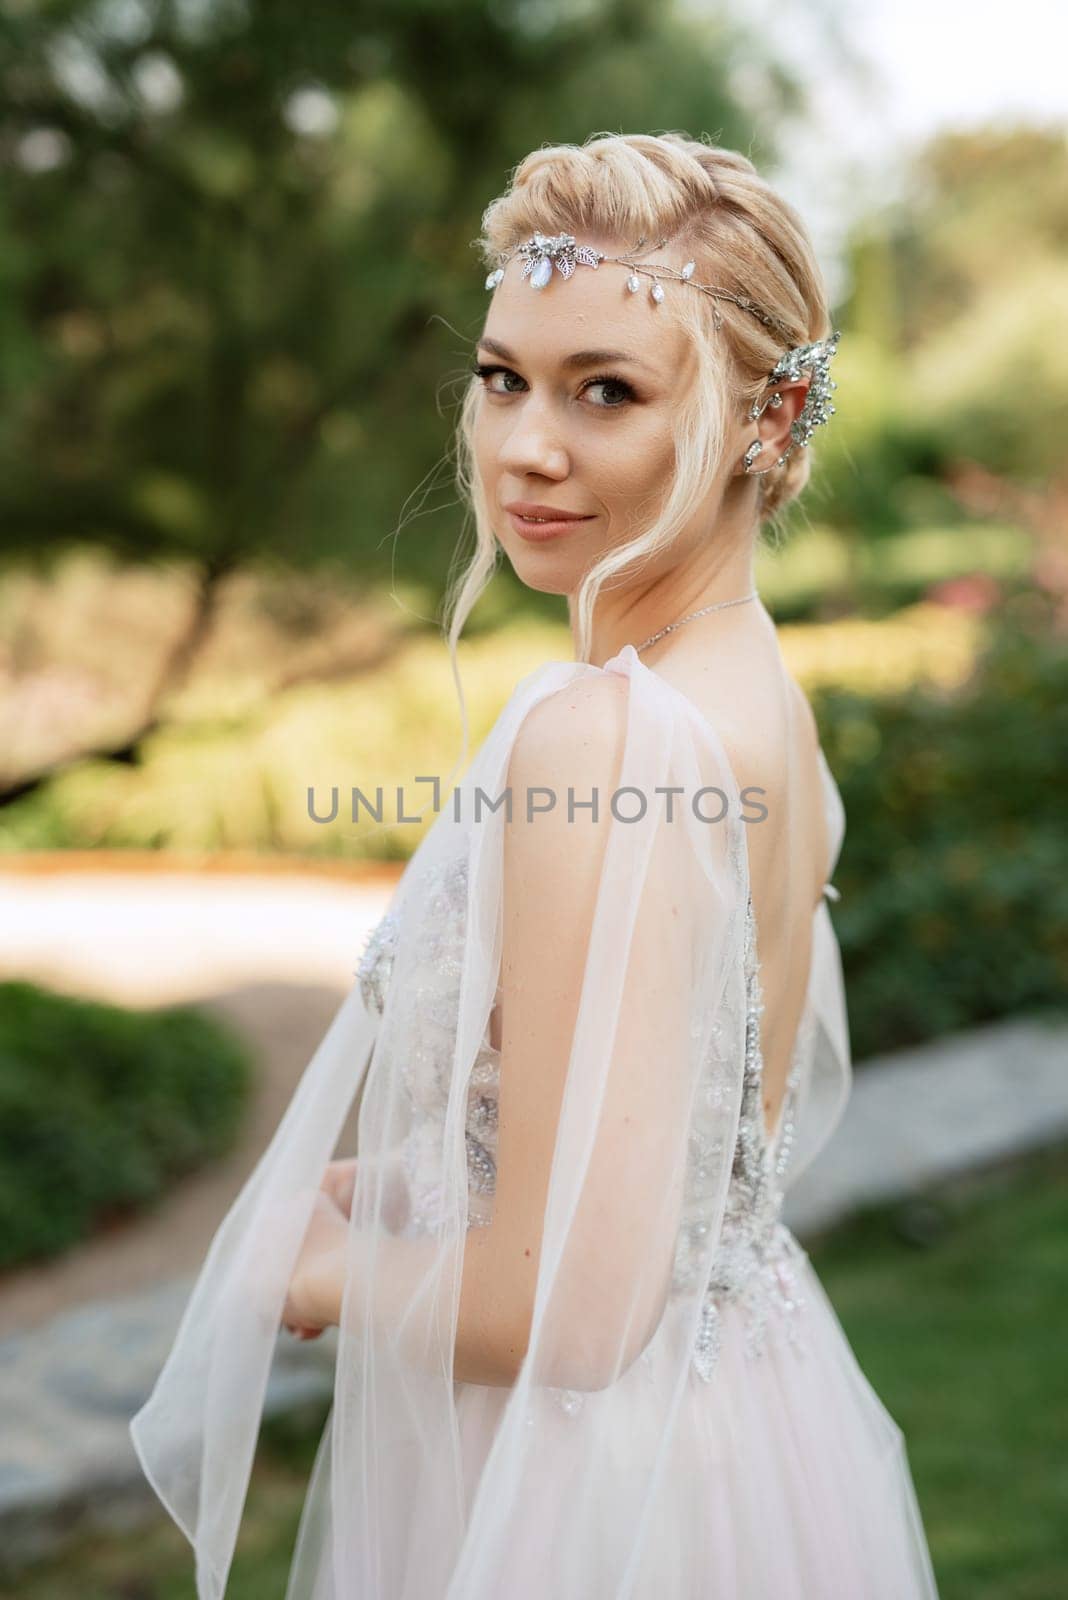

{"left": 130, "top": 132, "right": 941, "bottom": 1597}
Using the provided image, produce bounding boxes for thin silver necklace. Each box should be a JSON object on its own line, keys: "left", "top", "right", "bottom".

{"left": 634, "top": 590, "right": 760, "bottom": 655}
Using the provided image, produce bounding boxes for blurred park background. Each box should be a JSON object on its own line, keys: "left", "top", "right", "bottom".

{"left": 0, "top": 0, "right": 1066, "bottom": 1595}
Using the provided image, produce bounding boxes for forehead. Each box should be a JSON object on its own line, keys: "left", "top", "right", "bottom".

{"left": 480, "top": 240, "right": 690, "bottom": 373}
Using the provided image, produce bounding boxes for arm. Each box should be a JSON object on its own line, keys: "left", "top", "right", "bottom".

{"left": 300, "top": 673, "right": 725, "bottom": 1394}
{"left": 302, "top": 1222, "right": 528, "bottom": 1386}
{"left": 301, "top": 676, "right": 691, "bottom": 1389}
{"left": 283, "top": 1150, "right": 414, "bottom": 1343}
{"left": 483, "top": 675, "right": 698, "bottom": 1389}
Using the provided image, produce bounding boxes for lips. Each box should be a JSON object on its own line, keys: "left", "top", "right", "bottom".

{"left": 505, "top": 504, "right": 595, "bottom": 543}
{"left": 504, "top": 502, "right": 592, "bottom": 520}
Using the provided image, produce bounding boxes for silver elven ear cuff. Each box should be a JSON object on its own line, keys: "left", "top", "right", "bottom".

{"left": 740, "top": 334, "right": 840, "bottom": 474}
{"left": 483, "top": 230, "right": 840, "bottom": 476}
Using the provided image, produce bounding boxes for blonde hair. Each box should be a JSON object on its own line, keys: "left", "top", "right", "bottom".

{"left": 437, "top": 131, "right": 834, "bottom": 782}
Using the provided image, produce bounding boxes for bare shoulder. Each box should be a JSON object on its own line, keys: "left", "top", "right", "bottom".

{"left": 506, "top": 672, "right": 629, "bottom": 798}
{"left": 502, "top": 675, "right": 631, "bottom": 874}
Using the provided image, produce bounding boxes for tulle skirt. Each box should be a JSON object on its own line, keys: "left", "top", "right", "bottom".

{"left": 286, "top": 1252, "right": 940, "bottom": 1599}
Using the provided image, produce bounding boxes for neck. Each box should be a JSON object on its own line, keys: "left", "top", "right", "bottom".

{"left": 574, "top": 536, "right": 758, "bottom": 669}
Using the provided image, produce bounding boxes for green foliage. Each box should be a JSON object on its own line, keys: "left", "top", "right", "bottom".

{"left": 0, "top": 0, "right": 820, "bottom": 594}
{"left": 0, "top": 979, "right": 253, "bottom": 1270}
{"left": 758, "top": 518, "right": 1031, "bottom": 622}
{"left": 832, "top": 126, "right": 1068, "bottom": 489}
{"left": 818, "top": 592, "right": 1068, "bottom": 1057}
{"left": 907, "top": 261, "right": 1068, "bottom": 484}
{"left": 796, "top": 326, "right": 919, "bottom": 541}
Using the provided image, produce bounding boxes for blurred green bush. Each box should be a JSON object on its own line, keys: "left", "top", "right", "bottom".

{"left": 0, "top": 980, "right": 252, "bottom": 1270}
{"left": 817, "top": 593, "right": 1068, "bottom": 1058}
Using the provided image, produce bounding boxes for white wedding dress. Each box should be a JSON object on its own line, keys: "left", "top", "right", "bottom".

{"left": 130, "top": 633, "right": 941, "bottom": 1599}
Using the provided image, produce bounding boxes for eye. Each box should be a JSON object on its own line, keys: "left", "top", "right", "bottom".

{"left": 580, "top": 374, "right": 636, "bottom": 409}
{"left": 472, "top": 362, "right": 525, "bottom": 396}
{"left": 471, "top": 362, "right": 637, "bottom": 411}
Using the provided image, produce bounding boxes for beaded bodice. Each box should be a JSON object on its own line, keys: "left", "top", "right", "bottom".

{"left": 356, "top": 852, "right": 813, "bottom": 1390}
{"left": 356, "top": 857, "right": 500, "bottom": 1234}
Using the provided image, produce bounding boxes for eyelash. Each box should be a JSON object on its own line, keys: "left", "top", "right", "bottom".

{"left": 471, "top": 361, "right": 638, "bottom": 410}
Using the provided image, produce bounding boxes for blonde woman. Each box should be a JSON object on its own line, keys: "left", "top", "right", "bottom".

{"left": 132, "top": 133, "right": 940, "bottom": 1598}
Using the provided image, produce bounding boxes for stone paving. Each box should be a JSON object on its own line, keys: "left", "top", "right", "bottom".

{"left": 784, "top": 1012, "right": 1068, "bottom": 1235}
{"left": 1, "top": 866, "right": 1066, "bottom": 1577}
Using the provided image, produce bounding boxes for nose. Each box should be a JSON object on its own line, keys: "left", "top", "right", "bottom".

{"left": 496, "top": 395, "right": 571, "bottom": 481}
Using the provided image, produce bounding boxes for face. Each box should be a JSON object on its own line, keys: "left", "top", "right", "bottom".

{"left": 471, "top": 236, "right": 748, "bottom": 595}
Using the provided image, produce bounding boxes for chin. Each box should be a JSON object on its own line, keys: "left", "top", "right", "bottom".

{"left": 499, "top": 546, "right": 576, "bottom": 597}
{"left": 508, "top": 559, "right": 574, "bottom": 597}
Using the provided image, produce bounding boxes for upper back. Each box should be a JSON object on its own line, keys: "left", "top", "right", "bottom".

{"left": 639, "top": 609, "right": 830, "bottom": 1142}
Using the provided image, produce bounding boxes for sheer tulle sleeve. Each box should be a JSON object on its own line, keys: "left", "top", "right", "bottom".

{"left": 129, "top": 643, "right": 752, "bottom": 1599}
{"left": 785, "top": 745, "right": 851, "bottom": 1190}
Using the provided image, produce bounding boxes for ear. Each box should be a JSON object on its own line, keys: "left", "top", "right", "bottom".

{"left": 748, "top": 379, "right": 810, "bottom": 466}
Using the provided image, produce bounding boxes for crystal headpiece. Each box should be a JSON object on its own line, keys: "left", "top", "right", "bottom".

{"left": 483, "top": 230, "right": 841, "bottom": 473}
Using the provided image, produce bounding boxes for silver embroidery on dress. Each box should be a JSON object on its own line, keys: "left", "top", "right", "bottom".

{"left": 357, "top": 855, "right": 500, "bottom": 1236}
{"left": 355, "top": 854, "right": 819, "bottom": 1409}
{"left": 356, "top": 907, "right": 399, "bottom": 1017}
{"left": 685, "top": 892, "right": 811, "bottom": 1385}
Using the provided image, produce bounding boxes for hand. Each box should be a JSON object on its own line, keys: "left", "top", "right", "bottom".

{"left": 284, "top": 1159, "right": 358, "bottom": 1341}
{"left": 320, "top": 1156, "right": 359, "bottom": 1219}
{"left": 321, "top": 1152, "right": 410, "bottom": 1233}
{"left": 281, "top": 1189, "right": 349, "bottom": 1342}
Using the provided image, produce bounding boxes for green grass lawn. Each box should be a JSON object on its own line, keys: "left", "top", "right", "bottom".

{"left": 814, "top": 1141, "right": 1068, "bottom": 1599}
{"left": 5, "top": 1141, "right": 1065, "bottom": 1599}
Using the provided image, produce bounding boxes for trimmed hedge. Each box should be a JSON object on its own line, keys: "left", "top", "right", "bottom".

{"left": 0, "top": 980, "right": 253, "bottom": 1270}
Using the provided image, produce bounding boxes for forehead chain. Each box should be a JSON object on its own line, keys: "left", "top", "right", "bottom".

{"left": 486, "top": 230, "right": 793, "bottom": 333}
{"left": 482, "top": 230, "right": 841, "bottom": 463}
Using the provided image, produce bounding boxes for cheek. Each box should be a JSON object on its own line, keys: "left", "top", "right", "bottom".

{"left": 471, "top": 409, "right": 501, "bottom": 479}
{"left": 587, "top": 418, "right": 675, "bottom": 502}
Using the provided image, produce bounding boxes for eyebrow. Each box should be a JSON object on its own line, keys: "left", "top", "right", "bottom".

{"left": 476, "top": 336, "right": 656, "bottom": 374}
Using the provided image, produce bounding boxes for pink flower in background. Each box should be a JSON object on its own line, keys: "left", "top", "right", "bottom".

{"left": 925, "top": 574, "right": 1003, "bottom": 615}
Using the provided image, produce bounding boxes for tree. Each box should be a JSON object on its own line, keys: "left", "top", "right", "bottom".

{"left": 817, "top": 124, "right": 1068, "bottom": 603}
{"left": 1, "top": 0, "right": 826, "bottom": 792}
